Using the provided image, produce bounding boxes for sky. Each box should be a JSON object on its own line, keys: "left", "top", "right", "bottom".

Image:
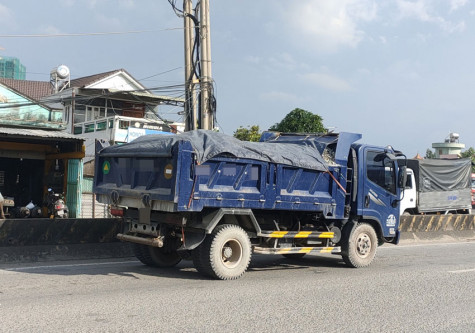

{"left": 1, "top": 0, "right": 474, "bottom": 158}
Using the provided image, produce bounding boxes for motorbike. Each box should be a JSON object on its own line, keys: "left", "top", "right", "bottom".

{"left": 45, "top": 188, "right": 69, "bottom": 218}
{"left": 26, "top": 201, "right": 43, "bottom": 218}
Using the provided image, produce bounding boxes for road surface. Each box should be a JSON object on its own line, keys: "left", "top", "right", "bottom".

{"left": 1, "top": 241, "right": 474, "bottom": 332}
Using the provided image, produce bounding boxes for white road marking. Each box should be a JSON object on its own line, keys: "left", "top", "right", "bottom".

{"left": 2, "top": 260, "right": 138, "bottom": 272}
{"left": 381, "top": 241, "right": 475, "bottom": 250}
{"left": 448, "top": 268, "right": 475, "bottom": 274}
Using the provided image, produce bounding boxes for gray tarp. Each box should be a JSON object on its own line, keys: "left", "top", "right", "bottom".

{"left": 99, "top": 130, "right": 329, "bottom": 171}
{"left": 407, "top": 158, "right": 471, "bottom": 192}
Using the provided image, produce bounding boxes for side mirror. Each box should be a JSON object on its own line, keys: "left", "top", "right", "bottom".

{"left": 398, "top": 166, "right": 407, "bottom": 189}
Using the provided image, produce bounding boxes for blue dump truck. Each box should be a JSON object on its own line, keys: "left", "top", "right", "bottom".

{"left": 94, "top": 130, "right": 406, "bottom": 279}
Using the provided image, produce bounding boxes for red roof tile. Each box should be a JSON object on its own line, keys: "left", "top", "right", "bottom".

{"left": 0, "top": 78, "right": 51, "bottom": 100}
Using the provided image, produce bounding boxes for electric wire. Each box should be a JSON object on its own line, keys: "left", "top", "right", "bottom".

{"left": 2, "top": 1, "right": 217, "bottom": 131}
{"left": 0, "top": 28, "right": 183, "bottom": 38}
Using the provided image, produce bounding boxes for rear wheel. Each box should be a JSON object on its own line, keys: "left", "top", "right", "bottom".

{"left": 133, "top": 241, "right": 182, "bottom": 268}
{"left": 192, "top": 224, "right": 251, "bottom": 280}
{"left": 341, "top": 223, "right": 377, "bottom": 268}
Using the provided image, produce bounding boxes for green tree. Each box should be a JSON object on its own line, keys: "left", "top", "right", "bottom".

{"left": 233, "top": 125, "right": 262, "bottom": 142}
{"left": 425, "top": 149, "right": 436, "bottom": 159}
{"left": 269, "top": 108, "right": 325, "bottom": 133}
{"left": 461, "top": 147, "right": 475, "bottom": 172}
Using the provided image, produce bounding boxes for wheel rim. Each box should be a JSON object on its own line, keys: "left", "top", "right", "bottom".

{"left": 355, "top": 232, "right": 372, "bottom": 258}
{"left": 221, "top": 239, "right": 242, "bottom": 269}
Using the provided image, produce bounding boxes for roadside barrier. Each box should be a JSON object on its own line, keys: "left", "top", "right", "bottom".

{"left": 399, "top": 214, "right": 475, "bottom": 232}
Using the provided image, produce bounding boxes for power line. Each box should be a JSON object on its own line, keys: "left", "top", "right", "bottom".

{"left": 0, "top": 28, "right": 183, "bottom": 38}
{"left": 138, "top": 67, "right": 183, "bottom": 81}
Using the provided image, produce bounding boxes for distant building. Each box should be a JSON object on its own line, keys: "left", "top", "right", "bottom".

{"left": 432, "top": 132, "right": 465, "bottom": 159}
{"left": 0, "top": 56, "right": 26, "bottom": 80}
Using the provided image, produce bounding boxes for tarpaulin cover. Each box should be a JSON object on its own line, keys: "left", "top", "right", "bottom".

{"left": 98, "top": 130, "right": 329, "bottom": 171}
{"left": 406, "top": 158, "right": 471, "bottom": 192}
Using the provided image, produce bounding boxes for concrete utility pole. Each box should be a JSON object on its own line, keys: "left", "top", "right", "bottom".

{"left": 199, "top": 0, "right": 213, "bottom": 130}
{"left": 182, "top": 0, "right": 213, "bottom": 131}
{"left": 183, "top": 0, "right": 197, "bottom": 131}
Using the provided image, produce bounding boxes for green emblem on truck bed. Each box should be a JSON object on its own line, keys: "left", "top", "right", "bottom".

{"left": 102, "top": 161, "right": 110, "bottom": 175}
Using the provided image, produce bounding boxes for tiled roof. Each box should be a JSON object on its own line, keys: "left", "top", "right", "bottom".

{"left": 0, "top": 78, "right": 51, "bottom": 100}
{"left": 1, "top": 68, "right": 144, "bottom": 100}
{"left": 70, "top": 69, "right": 133, "bottom": 88}
{"left": 70, "top": 69, "right": 121, "bottom": 88}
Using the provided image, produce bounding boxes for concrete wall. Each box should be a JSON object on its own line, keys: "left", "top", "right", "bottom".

{"left": 399, "top": 214, "right": 475, "bottom": 232}
{"left": 0, "top": 218, "right": 121, "bottom": 246}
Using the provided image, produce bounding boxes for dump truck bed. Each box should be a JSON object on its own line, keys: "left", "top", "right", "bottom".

{"left": 94, "top": 130, "right": 355, "bottom": 219}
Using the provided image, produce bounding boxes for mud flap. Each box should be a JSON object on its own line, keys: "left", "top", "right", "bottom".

{"left": 339, "top": 220, "right": 357, "bottom": 256}
{"left": 390, "top": 230, "right": 400, "bottom": 245}
{"left": 178, "top": 229, "right": 206, "bottom": 251}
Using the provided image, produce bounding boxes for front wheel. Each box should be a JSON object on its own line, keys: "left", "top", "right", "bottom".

{"left": 192, "top": 224, "right": 252, "bottom": 280}
{"left": 341, "top": 223, "right": 377, "bottom": 268}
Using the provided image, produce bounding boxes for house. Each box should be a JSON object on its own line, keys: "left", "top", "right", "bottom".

{"left": 0, "top": 78, "right": 85, "bottom": 217}
{"left": 45, "top": 68, "right": 185, "bottom": 162}
{"left": 44, "top": 67, "right": 185, "bottom": 217}
{"left": 0, "top": 67, "right": 185, "bottom": 218}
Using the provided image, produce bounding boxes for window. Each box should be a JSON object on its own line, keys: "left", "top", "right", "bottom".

{"left": 86, "top": 106, "right": 106, "bottom": 121}
{"left": 96, "top": 121, "right": 106, "bottom": 131}
{"left": 405, "top": 173, "right": 413, "bottom": 190}
{"left": 64, "top": 105, "right": 70, "bottom": 123}
{"left": 119, "top": 120, "right": 130, "bottom": 129}
{"left": 74, "top": 125, "right": 83, "bottom": 134}
{"left": 51, "top": 111, "right": 63, "bottom": 122}
{"left": 84, "top": 123, "right": 95, "bottom": 133}
{"left": 74, "top": 105, "right": 86, "bottom": 124}
{"left": 366, "top": 151, "right": 396, "bottom": 194}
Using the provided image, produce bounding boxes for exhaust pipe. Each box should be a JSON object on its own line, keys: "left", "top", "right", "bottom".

{"left": 117, "top": 233, "right": 164, "bottom": 248}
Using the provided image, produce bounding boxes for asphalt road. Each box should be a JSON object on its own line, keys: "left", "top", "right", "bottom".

{"left": 1, "top": 241, "right": 474, "bottom": 333}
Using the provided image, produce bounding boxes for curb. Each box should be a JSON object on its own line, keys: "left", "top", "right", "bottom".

{"left": 399, "top": 230, "right": 475, "bottom": 244}
{"left": 0, "top": 242, "right": 134, "bottom": 264}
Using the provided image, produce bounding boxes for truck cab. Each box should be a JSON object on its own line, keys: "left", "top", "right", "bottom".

{"left": 400, "top": 168, "right": 416, "bottom": 215}
{"left": 353, "top": 144, "right": 403, "bottom": 239}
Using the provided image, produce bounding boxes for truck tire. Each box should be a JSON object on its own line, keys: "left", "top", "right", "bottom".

{"left": 192, "top": 224, "right": 251, "bottom": 280}
{"left": 133, "top": 243, "right": 182, "bottom": 268}
{"left": 341, "top": 223, "right": 377, "bottom": 268}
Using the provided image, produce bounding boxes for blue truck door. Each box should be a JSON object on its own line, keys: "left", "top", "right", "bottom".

{"left": 361, "top": 148, "right": 399, "bottom": 237}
